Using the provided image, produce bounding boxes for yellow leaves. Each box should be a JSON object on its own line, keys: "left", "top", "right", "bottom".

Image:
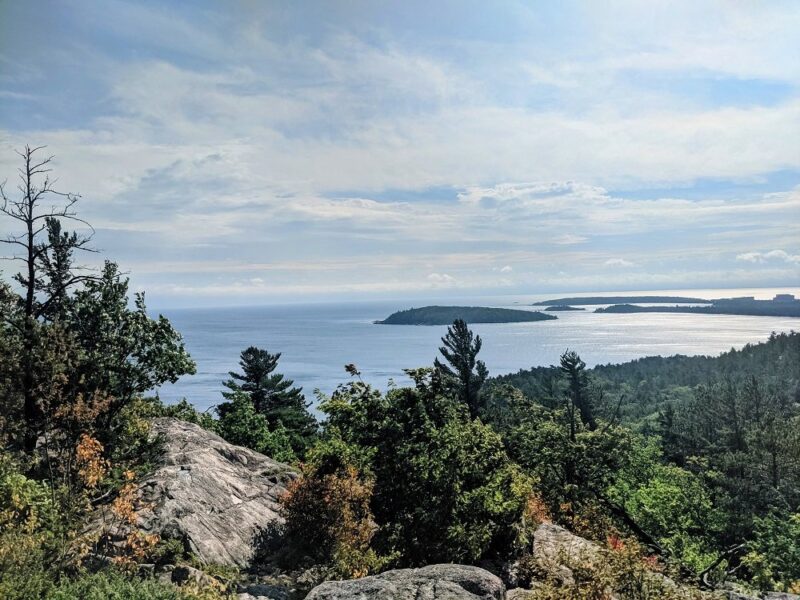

{"left": 524, "top": 492, "right": 552, "bottom": 526}
{"left": 75, "top": 433, "right": 108, "bottom": 489}
{"left": 102, "top": 468, "right": 160, "bottom": 569}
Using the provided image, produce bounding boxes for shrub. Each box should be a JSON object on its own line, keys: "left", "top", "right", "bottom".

{"left": 0, "top": 455, "right": 64, "bottom": 600}
{"left": 279, "top": 444, "right": 390, "bottom": 578}
{"left": 46, "top": 569, "right": 201, "bottom": 600}
{"left": 215, "top": 392, "right": 296, "bottom": 463}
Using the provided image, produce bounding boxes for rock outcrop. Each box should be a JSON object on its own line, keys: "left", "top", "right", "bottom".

{"left": 100, "top": 418, "right": 298, "bottom": 567}
{"left": 532, "top": 522, "right": 604, "bottom": 565}
{"left": 305, "top": 564, "right": 505, "bottom": 600}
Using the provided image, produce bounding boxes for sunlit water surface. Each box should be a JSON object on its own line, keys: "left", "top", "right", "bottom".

{"left": 156, "top": 287, "right": 799, "bottom": 412}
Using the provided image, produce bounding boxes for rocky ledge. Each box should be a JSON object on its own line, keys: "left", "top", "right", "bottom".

{"left": 98, "top": 418, "right": 298, "bottom": 567}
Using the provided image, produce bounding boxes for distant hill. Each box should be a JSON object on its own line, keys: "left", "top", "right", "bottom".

{"left": 489, "top": 330, "right": 800, "bottom": 423}
{"left": 533, "top": 295, "right": 709, "bottom": 306}
{"left": 544, "top": 305, "right": 585, "bottom": 312}
{"left": 376, "top": 306, "right": 557, "bottom": 326}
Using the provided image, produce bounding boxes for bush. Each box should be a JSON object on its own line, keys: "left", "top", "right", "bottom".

{"left": 743, "top": 511, "right": 800, "bottom": 592}
{"left": 215, "top": 392, "right": 296, "bottom": 462}
{"left": 46, "top": 569, "right": 200, "bottom": 600}
{"left": 319, "top": 372, "right": 533, "bottom": 565}
{"left": 279, "top": 438, "right": 390, "bottom": 578}
{"left": 0, "top": 455, "right": 64, "bottom": 600}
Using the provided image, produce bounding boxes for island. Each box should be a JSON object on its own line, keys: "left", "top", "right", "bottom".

{"left": 594, "top": 295, "right": 800, "bottom": 318}
{"left": 376, "top": 306, "right": 557, "bottom": 325}
{"left": 545, "top": 305, "right": 585, "bottom": 311}
{"left": 533, "top": 295, "right": 710, "bottom": 306}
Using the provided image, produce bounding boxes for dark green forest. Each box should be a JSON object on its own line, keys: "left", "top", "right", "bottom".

{"left": 1, "top": 148, "right": 799, "bottom": 598}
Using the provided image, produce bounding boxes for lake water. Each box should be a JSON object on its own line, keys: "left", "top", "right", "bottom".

{"left": 155, "top": 287, "right": 800, "bottom": 412}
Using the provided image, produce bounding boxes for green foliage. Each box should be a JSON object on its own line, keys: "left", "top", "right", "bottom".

{"left": 434, "top": 318, "right": 489, "bottom": 418}
{"left": 743, "top": 512, "right": 800, "bottom": 592}
{"left": 215, "top": 392, "right": 296, "bottom": 463}
{"left": 500, "top": 392, "right": 635, "bottom": 522}
{"left": 220, "top": 346, "right": 317, "bottom": 457}
{"left": 378, "top": 305, "right": 555, "bottom": 325}
{"left": 0, "top": 455, "right": 65, "bottom": 600}
{"left": 560, "top": 350, "right": 595, "bottom": 432}
{"left": 67, "top": 262, "right": 196, "bottom": 423}
{"left": 319, "top": 369, "right": 532, "bottom": 565}
{"left": 612, "top": 462, "right": 722, "bottom": 573}
{"left": 279, "top": 440, "right": 391, "bottom": 578}
{"left": 46, "top": 569, "right": 203, "bottom": 600}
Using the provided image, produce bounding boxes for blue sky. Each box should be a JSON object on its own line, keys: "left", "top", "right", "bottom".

{"left": 1, "top": 0, "right": 799, "bottom": 306}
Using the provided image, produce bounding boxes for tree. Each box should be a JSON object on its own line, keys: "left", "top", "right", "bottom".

{"left": 220, "top": 346, "right": 317, "bottom": 456}
{"left": 66, "top": 262, "right": 196, "bottom": 434}
{"left": 215, "top": 392, "right": 295, "bottom": 463}
{"left": 434, "top": 319, "right": 489, "bottom": 418}
{"left": 1, "top": 146, "right": 95, "bottom": 451}
{"left": 0, "top": 146, "right": 94, "bottom": 322}
{"left": 319, "top": 371, "right": 532, "bottom": 565}
{"left": 560, "top": 350, "right": 595, "bottom": 437}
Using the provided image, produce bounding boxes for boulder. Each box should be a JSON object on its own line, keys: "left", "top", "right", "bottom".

{"left": 723, "top": 592, "right": 800, "bottom": 600}
{"left": 170, "top": 565, "right": 222, "bottom": 588}
{"left": 305, "top": 564, "right": 504, "bottom": 599}
{"left": 236, "top": 582, "right": 291, "bottom": 600}
{"left": 97, "top": 418, "right": 298, "bottom": 567}
{"left": 532, "top": 522, "right": 603, "bottom": 566}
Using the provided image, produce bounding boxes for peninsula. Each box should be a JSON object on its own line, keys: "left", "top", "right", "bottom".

{"left": 545, "top": 305, "right": 585, "bottom": 312}
{"left": 595, "top": 295, "right": 800, "bottom": 318}
{"left": 376, "top": 306, "right": 557, "bottom": 325}
{"left": 533, "top": 295, "right": 710, "bottom": 306}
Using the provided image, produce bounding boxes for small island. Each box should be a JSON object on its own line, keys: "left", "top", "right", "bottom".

{"left": 376, "top": 306, "right": 557, "bottom": 325}
{"left": 533, "top": 295, "right": 710, "bottom": 306}
{"left": 594, "top": 295, "right": 800, "bottom": 318}
{"left": 545, "top": 305, "right": 585, "bottom": 312}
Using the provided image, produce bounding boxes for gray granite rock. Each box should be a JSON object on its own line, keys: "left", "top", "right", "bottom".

{"left": 95, "top": 418, "right": 298, "bottom": 567}
{"left": 305, "top": 564, "right": 505, "bottom": 599}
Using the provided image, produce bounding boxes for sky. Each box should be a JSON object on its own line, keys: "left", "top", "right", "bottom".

{"left": 1, "top": 0, "right": 799, "bottom": 307}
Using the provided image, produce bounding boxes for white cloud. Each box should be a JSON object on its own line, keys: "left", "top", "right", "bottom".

{"left": 500, "top": 265, "right": 513, "bottom": 273}
{"left": 737, "top": 250, "right": 800, "bottom": 264}
{"left": 605, "top": 258, "right": 635, "bottom": 268}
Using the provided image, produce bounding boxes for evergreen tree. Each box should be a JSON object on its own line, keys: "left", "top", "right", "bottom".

{"left": 220, "top": 346, "right": 317, "bottom": 456}
{"left": 434, "top": 319, "right": 488, "bottom": 418}
{"left": 560, "top": 350, "right": 595, "bottom": 436}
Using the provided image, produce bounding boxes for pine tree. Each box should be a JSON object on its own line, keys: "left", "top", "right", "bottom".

{"left": 560, "top": 350, "right": 595, "bottom": 437}
{"left": 220, "top": 346, "right": 317, "bottom": 456}
{"left": 434, "top": 319, "right": 488, "bottom": 418}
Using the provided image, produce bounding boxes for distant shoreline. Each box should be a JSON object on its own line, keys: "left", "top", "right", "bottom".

{"left": 596, "top": 300, "right": 800, "bottom": 318}
{"left": 533, "top": 295, "right": 710, "bottom": 306}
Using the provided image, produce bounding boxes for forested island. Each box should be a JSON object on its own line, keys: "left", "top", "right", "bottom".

{"left": 533, "top": 295, "right": 710, "bottom": 305}
{"left": 596, "top": 296, "right": 800, "bottom": 318}
{"left": 544, "top": 304, "right": 585, "bottom": 311}
{"left": 376, "top": 305, "right": 556, "bottom": 325}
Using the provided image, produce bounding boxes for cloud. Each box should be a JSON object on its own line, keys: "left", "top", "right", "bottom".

{"left": 604, "top": 258, "right": 635, "bottom": 268}
{"left": 1, "top": 2, "right": 799, "bottom": 304}
{"left": 737, "top": 250, "right": 800, "bottom": 264}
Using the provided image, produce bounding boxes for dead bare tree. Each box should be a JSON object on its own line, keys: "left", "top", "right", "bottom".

{"left": 1, "top": 144, "right": 96, "bottom": 451}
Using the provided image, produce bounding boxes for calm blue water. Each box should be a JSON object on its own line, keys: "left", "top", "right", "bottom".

{"left": 155, "top": 288, "right": 799, "bottom": 412}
